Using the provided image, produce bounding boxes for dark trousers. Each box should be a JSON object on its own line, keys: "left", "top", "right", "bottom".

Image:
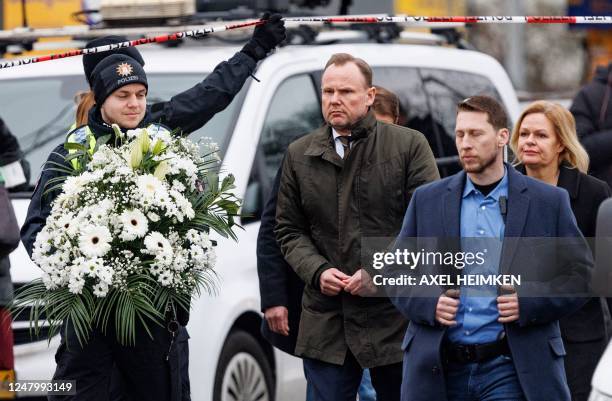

{"left": 303, "top": 351, "right": 402, "bottom": 401}
{"left": 565, "top": 339, "right": 607, "bottom": 401}
{"left": 49, "top": 320, "right": 184, "bottom": 401}
{"left": 109, "top": 327, "right": 191, "bottom": 401}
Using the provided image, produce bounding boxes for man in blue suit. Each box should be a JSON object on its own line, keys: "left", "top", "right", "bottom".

{"left": 391, "top": 95, "right": 591, "bottom": 401}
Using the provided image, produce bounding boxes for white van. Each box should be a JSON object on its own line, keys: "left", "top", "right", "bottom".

{"left": 2, "top": 40, "right": 520, "bottom": 400}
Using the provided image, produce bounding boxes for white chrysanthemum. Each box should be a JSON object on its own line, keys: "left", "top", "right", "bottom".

{"left": 186, "top": 229, "right": 199, "bottom": 244}
{"left": 169, "top": 190, "right": 194, "bottom": 221}
{"left": 68, "top": 276, "right": 85, "bottom": 294}
{"left": 148, "top": 125, "right": 172, "bottom": 142}
{"left": 158, "top": 270, "right": 174, "bottom": 286}
{"left": 62, "top": 175, "right": 87, "bottom": 196}
{"left": 80, "top": 170, "right": 104, "bottom": 185}
{"left": 42, "top": 273, "right": 58, "bottom": 290}
{"left": 50, "top": 271, "right": 67, "bottom": 287}
{"left": 144, "top": 232, "right": 172, "bottom": 256}
{"left": 150, "top": 263, "right": 163, "bottom": 276}
{"left": 90, "top": 147, "right": 112, "bottom": 168}
{"left": 80, "top": 257, "right": 105, "bottom": 278}
{"left": 200, "top": 245, "right": 216, "bottom": 269}
{"left": 79, "top": 225, "right": 112, "bottom": 258}
{"left": 171, "top": 180, "right": 186, "bottom": 193}
{"left": 119, "top": 209, "right": 149, "bottom": 241}
{"left": 89, "top": 200, "right": 114, "bottom": 226}
{"left": 155, "top": 252, "right": 173, "bottom": 267}
{"left": 97, "top": 266, "right": 113, "bottom": 285}
{"left": 126, "top": 128, "right": 145, "bottom": 139}
{"left": 189, "top": 244, "right": 206, "bottom": 265}
{"left": 93, "top": 282, "right": 109, "bottom": 298}
{"left": 199, "top": 231, "right": 213, "bottom": 250}
{"left": 33, "top": 229, "right": 53, "bottom": 254}
{"left": 173, "top": 251, "right": 188, "bottom": 272}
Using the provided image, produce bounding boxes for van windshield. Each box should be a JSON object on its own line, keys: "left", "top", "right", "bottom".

{"left": 0, "top": 73, "right": 243, "bottom": 185}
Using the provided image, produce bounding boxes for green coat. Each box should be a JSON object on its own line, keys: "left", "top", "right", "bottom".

{"left": 275, "top": 110, "right": 440, "bottom": 367}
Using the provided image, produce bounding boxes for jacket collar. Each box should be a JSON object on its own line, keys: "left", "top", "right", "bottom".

{"left": 557, "top": 162, "right": 580, "bottom": 200}
{"left": 304, "top": 109, "right": 377, "bottom": 159}
{"left": 516, "top": 161, "right": 580, "bottom": 199}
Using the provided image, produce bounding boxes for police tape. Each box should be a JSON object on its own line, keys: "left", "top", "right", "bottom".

{"left": 1, "top": 15, "right": 611, "bottom": 70}
{"left": 0, "top": 19, "right": 263, "bottom": 70}
{"left": 287, "top": 15, "right": 612, "bottom": 24}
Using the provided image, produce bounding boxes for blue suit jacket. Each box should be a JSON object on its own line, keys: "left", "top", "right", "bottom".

{"left": 392, "top": 165, "right": 591, "bottom": 401}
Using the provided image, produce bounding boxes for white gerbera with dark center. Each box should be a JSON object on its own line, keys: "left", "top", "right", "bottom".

{"left": 144, "top": 232, "right": 173, "bottom": 257}
{"left": 79, "top": 225, "right": 112, "bottom": 258}
{"left": 119, "top": 209, "right": 149, "bottom": 241}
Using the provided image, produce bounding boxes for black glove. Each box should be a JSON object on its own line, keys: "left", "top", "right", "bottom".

{"left": 241, "top": 13, "right": 286, "bottom": 61}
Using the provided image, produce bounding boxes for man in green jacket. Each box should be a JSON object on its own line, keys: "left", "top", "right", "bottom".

{"left": 274, "top": 53, "right": 439, "bottom": 401}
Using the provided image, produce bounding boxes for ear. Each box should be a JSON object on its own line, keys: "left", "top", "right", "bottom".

{"left": 557, "top": 143, "right": 565, "bottom": 155}
{"left": 365, "top": 86, "right": 376, "bottom": 107}
{"left": 498, "top": 128, "right": 510, "bottom": 148}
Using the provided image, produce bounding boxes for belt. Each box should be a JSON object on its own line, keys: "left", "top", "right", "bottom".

{"left": 443, "top": 336, "right": 511, "bottom": 364}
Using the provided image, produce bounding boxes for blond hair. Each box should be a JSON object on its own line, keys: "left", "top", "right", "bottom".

{"left": 510, "top": 100, "right": 589, "bottom": 173}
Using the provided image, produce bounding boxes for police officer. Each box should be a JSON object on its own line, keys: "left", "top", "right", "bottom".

{"left": 20, "top": 14, "right": 285, "bottom": 401}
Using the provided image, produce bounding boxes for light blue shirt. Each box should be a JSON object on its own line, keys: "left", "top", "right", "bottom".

{"left": 447, "top": 167, "right": 508, "bottom": 344}
{"left": 332, "top": 128, "right": 353, "bottom": 158}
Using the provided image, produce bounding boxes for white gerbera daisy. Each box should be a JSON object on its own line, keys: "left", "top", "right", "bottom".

{"left": 144, "top": 232, "right": 172, "bottom": 256}
{"left": 79, "top": 225, "right": 112, "bottom": 258}
{"left": 56, "top": 214, "right": 73, "bottom": 232}
{"left": 119, "top": 209, "right": 149, "bottom": 241}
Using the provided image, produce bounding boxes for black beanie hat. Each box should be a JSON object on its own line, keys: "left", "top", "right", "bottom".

{"left": 83, "top": 35, "right": 145, "bottom": 86}
{"left": 90, "top": 54, "right": 148, "bottom": 106}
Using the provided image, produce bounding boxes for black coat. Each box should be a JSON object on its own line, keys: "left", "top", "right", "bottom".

{"left": 571, "top": 63, "right": 612, "bottom": 186}
{"left": 0, "top": 184, "right": 20, "bottom": 305}
{"left": 256, "top": 166, "right": 304, "bottom": 356}
{"left": 0, "top": 118, "right": 26, "bottom": 305}
{"left": 556, "top": 164, "right": 612, "bottom": 343}
{"left": 0, "top": 117, "right": 23, "bottom": 166}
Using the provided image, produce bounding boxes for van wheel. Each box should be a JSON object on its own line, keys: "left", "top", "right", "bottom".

{"left": 213, "top": 330, "right": 274, "bottom": 401}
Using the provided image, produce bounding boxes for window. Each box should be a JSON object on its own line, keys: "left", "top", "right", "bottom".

{"left": 259, "top": 74, "right": 323, "bottom": 188}
{"left": 372, "top": 67, "right": 505, "bottom": 177}
{"left": 242, "top": 73, "right": 323, "bottom": 224}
